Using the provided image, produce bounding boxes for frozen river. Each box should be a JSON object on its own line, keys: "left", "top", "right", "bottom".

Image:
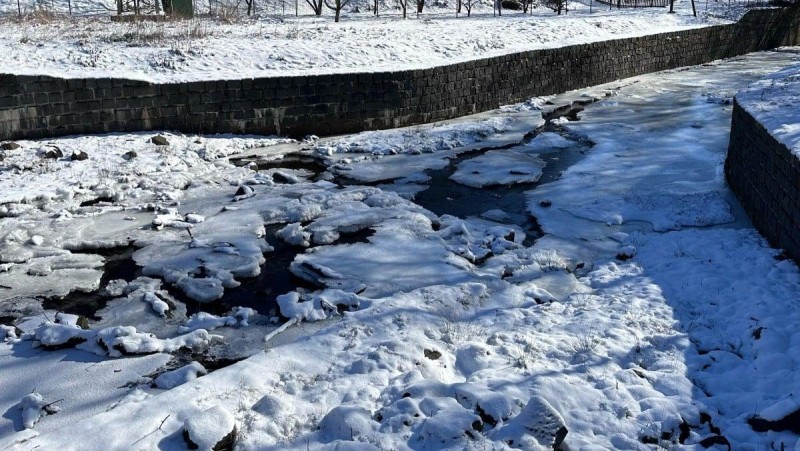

{"left": 2, "top": 49, "right": 800, "bottom": 449}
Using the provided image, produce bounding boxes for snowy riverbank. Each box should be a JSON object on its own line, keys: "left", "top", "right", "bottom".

{"left": 0, "top": 1, "right": 734, "bottom": 82}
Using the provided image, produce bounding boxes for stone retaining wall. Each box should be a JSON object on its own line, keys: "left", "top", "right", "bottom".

{"left": 1, "top": 7, "right": 799, "bottom": 140}
{"left": 726, "top": 101, "right": 800, "bottom": 261}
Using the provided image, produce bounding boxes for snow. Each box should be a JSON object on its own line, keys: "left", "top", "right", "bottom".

{"left": 183, "top": 405, "right": 236, "bottom": 451}
{"left": 2, "top": 48, "right": 800, "bottom": 451}
{"left": 0, "top": 2, "right": 731, "bottom": 82}
{"left": 18, "top": 393, "right": 57, "bottom": 430}
{"left": 178, "top": 311, "right": 237, "bottom": 332}
{"left": 736, "top": 63, "right": 800, "bottom": 157}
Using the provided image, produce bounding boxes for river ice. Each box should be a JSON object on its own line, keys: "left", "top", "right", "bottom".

{"left": 2, "top": 49, "right": 800, "bottom": 449}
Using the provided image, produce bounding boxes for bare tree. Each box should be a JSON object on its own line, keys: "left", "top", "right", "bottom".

{"left": 494, "top": 0, "right": 502, "bottom": 15}
{"left": 461, "top": 0, "right": 477, "bottom": 16}
{"left": 415, "top": 0, "right": 424, "bottom": 13}
{"left": 324, "top": 0, "right": 349, "bottom": 21}
{"left": 397, "top": 0, "right": 408, "bottom": 17}
{"left": 306, "top": 0, "right": 323, "bottom": 14}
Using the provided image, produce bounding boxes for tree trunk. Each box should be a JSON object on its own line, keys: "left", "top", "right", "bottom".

{"left": 416, "top": 0, "right": 423, "bottom": 12}
{"left": 335, "top": 6, "right": 340, "bottom": 20}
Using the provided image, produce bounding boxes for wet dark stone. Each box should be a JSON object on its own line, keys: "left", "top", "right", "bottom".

{"left": 79, "top": 196, "right": 114, "bottom": 207}
{"left": 151, "top": 136, "right": 170, "bottom": 146}
{"left": 748, "top": 408, "right": 800, "bottom": 433}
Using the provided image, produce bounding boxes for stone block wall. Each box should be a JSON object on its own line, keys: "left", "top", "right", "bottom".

{"left": 726, "top": 101, "right": 800, "bottom": 261}
{"left": 0, "top": 7, "right": 799, "bottom": 140}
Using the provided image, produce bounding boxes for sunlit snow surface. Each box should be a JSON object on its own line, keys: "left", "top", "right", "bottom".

{"left": 0, "top": 1, "right": 727, "bottom": 82}
{"left": 737, "top": 62, "right": 800, "bottom": 158}
{"left": 2, "top": 49, "right": 800, "bottom": 450}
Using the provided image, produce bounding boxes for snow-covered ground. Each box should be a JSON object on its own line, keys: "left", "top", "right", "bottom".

{"left": 2, "top": 48, "right": 800, "bottom": 450}
{"left": 0, "top": 0, "right": 741, "bottom": 81}
{"left": 736, "top": 63, "right": 800, "bottom": 157}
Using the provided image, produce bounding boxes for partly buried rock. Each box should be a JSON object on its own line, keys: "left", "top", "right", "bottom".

{"left": 151, "top": 135, "right": 170, "bottom": 146}
{"left": 318, "top": 405, "right": 378, "bottom": 442}
{"left": 1, "top": 141, "right": 20, "bottom": 150}
{"left": 424, "top": 348, "right": 442, "bottom": 360}
{"left": 42, "top": 146, "right": 63, "bottom": 159}
{"left": 183, "top": 405, "right": 237, "bottom": 451}
{"left": 748, "top": 398, "right": 800, "bottom": 433}
{"left": 492, "top": 395, "right": 567, "bottom": 449}
{"left": 71, "top": 150, "right": 89, "bottom": 161}
{"left": 19, "top": 392, "right": 60, "bottom": 429}
{"left": 122, "top": 151, "right": 138, "bottom": 161}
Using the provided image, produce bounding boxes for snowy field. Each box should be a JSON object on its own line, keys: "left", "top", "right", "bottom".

{"left": 1, "top": 47, "right": 800, "bottom": 450}
{"left": 0, "top": 0, "right": 745, "bottom": 81}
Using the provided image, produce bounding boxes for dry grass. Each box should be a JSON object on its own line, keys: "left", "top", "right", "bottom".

{"left": 103, "top": 17, "right": 212, "bottom": 46}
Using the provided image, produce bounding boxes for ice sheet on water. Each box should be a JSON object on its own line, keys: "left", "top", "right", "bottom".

{"left": 450, "top": 149, "right": 546, "bottom": 188}
{"left": 321, "top": 111, "right": 543, "bottom": 183}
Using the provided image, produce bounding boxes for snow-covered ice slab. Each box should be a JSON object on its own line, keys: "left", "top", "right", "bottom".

{"left": 450, "top": 149, "right": 546, "bottom": 188}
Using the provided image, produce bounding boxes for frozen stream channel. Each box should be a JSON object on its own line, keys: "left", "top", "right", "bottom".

{"left": 2, "top": 49, "right": 800, "bottom": 449}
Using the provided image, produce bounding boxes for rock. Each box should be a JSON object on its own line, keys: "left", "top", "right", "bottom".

{"left": 185, "top": 213, "right": 205, "bottom": 224}
{"left": 318, "top": 405, "right": 377, "bottom": 442}
{"left": 539, "top": 200, "right": 552, "bottom": 207}
{"left": 271, "top": 171, "right": 298, "bottom": 184}
{"left": 151, "top": 136, "right": 170, "bottom": 146}
{"left": 616, "top": 245, "right": 636, "bottom": 261}
{"left": 235, "top": 185, "right": 252, "bottom": 196}
{"left": 183, "top": 405, "right": 237, "bottom": 451}
{"left": 697, "top": 434, "right": 731, "bottom": 449}
{"left": 19, "top": 392, "right": 59, "bottom": 429}
{"left": 233, "top": 185, "right": 256, "bottom": 202}
{"left": 71, "top": 150, "right": 89, "bottom": 161}
{"left": 493, "top": 395, "right": 568, "bottom": 449}
{"left": 1, "top": 142, "right": 20, "bottom": 150}
{"left": 748, "top": 403, "right": 800, "bottom": 433}
{"left": 42, "top": 146, "right": 63, "bottom": 159}
{"left": 122, "top": 151, "right": 137, "bottom": 161}
{"left": 501, "top": 0, "right": 523, "bottom": 9}
{"left": 424, "top": 349, "right": 442, "bottom": 360}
